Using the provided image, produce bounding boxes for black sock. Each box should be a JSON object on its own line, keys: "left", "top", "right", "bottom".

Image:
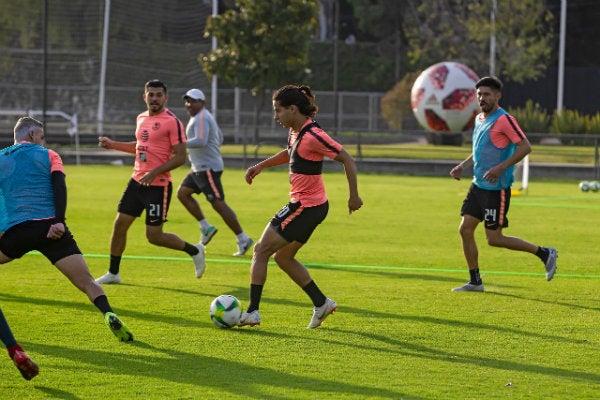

{"left": 246, "top": 284, "right": 263, "bottom": 313}
{"left": 469, "top": 268, "right": 482, "bottom": 285}
{"left": 93, "top": 295, "right": 113, "bottom": 314}
{"left": 183, "top": 242, "right": 199, "bottom": 256}
{"left": 109, "top": 255, "right": 121, "bottom": 275}
{"left": 302, "top": 280, "right": 327, "bottom": 307}
{"left": 536, "top": 246, "right": 549, "bottom": 263}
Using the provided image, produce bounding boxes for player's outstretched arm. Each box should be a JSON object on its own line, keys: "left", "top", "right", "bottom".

{"left": 335, "top": 149, "right": 363, "bottom": 214}
{"left": 245, "top": 149, "right": 289, "bottom": 184}
{"left": 98, "top": 136, "right": 136, "bottom": 154}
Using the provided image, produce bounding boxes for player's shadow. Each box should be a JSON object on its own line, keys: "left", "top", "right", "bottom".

{"left": 304, "top": 264, "right": 465, "bottom": 283}
{"left": 34, "top": 386, "right": 82, "bottom": 400}
{"left": 321, "top": 327, "right": 600, "bottom": 385}
{"left": 29, "top": 341, "right": 426, "bottom": 400}
{"left": 489, "top": 290, "right": 600, "bottom": 312}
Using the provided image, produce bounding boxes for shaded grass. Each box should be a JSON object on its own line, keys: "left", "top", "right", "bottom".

{"left": 0, "top": 166, "right": 598, "bottom": 399}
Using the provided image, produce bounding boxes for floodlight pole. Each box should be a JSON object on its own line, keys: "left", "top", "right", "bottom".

{"left": 97, "top": 0, "right": 110, "bottom": 135}
{"left": 332, "top": 0, "right": 339, "bottom": 135}
{"left": 556, "top": 0, "right": 566, "bottom": 115}
{"left": 43, "top": 0, "right": 48, "bottom": 127}
{"left": 211, "top": 0, "right": 218, "bottom": 117}
{"left": 489, "top": 0, "right": 497, "bottom": 75}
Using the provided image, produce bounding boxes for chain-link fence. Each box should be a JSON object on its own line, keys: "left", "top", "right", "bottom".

{"left": 0, "top": 0, "right": 400, "bottom": 147}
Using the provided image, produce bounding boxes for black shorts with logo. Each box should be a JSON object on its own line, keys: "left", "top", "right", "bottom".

{"left": 270, "top": 201, "right": 329, "bottom": 243}
{"left": 461, "top": 183, "right": 510, "bottom": 230}
{"left": 180, "top": 170, "right": 225, "bottom": 203}
{"left": 117, "top": 178, "right": 172, "bottom": 226}
{"left": 0, "top": 219, "right": 81, "bottom": 264}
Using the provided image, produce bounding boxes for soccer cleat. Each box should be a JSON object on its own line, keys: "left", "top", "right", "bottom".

{"left": 104, "top": 312, "right": 134, "bottom": 342}
{"left": 544, "top": 247, "right": 558, "bottom": 281}
{"left": 192, "top": 243, "right": 206, "bottom": 278}
{"left": 12, "top": 349, "right": 39, "bottom": 381}
{"left": 201, "top": 225, "right": 218, "bottom": 246}
{"left": 238, "top": 310, "right": 261, "bottom": 327}
{"left": 95, "top": 272, "right": 121, "bottom": 285}
{"left": 233, "top": 238, "right": 254, "bottom": 257}
{"left": 451, "top": 282, "right": 484, "bottom": 292}
{"left": 307, "top": 298, "right": 337, "bottom": 329}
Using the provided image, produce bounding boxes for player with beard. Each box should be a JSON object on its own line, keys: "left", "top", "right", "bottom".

{"left": 449, "top": 76, "right": 558, "bottom": 292}
{"left": 95, "top": 80, "right": 205, "bottom": 284}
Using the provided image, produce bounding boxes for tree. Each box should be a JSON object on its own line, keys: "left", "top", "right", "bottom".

{"left": 380, "top": 70, "right": 421, "bottom": 130}
{"left": 347, "top": 0, "right": 554, "bottom": 84}
{"left": 200, "top": 0, "right": 319, "bottom": 143}
{"left": 458, "top": 0, "right": 553, "bottom": 83}
{"left": 346, "top": 0, "right": 411, "bottom": 82}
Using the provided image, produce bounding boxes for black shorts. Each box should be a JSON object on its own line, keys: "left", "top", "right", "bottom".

{"left": 118, "top": 178, "right": 172, "bottom": 226}
{"left": 270, "top": 201, "right": 328, "bottom": 243}
{"left": 0, "top": 220, "right": 81, "bottom": 264}
{"left": 461, "top": 183, "right": 510, "bottom": 230}
{"left": 180, "top": 170, "right": 224, "bottom": 203}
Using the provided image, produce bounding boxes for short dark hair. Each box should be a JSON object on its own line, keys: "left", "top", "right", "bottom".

{"left": 145, "top": 79, "right": 167, "bottom": 93}
{"left": 475, "top": 76, "right": 502, "bottom": 91}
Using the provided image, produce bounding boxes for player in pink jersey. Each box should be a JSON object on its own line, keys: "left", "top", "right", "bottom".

{"left": 95, "top": 80, "right": 206, "bottom": 284}
{"left": 238, "top": 85, "right": 363, "bottom": 329}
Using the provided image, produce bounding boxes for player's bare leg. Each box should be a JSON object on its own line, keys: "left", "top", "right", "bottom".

{"left": 453, "top": 215, "right": 484, "bottom": 292}
{"left": 110, "top": 213, "right": 136, "bottom": 257}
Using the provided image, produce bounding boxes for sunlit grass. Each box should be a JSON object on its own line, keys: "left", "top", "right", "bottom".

{"left": 1, "top": 166, "right": 598, "bottom": 399}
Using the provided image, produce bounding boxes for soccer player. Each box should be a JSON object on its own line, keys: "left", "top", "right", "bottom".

{"left": 0, "top": 308, "right": 38, "bottom": 380}
{"left": 238, "top": 85, "right": 363, "bottom": 329}
{"left": 95, "top": 80, "right": 205, "bottom": 284}
{"left": 0, "top": 117, "right": 134, "bottom": 379}
{"left": 449, "top": 76, "right": 558, "bottom": 292}
{"left": 177, "top": 88, "right": 253, "bottom": 256}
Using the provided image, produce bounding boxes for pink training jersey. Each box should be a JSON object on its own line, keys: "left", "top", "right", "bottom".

{"left": 288, "top": 119, "right": 342, "bottom": 207}
{"left": 48, "top": 149, "right": 65, "bottom": 174}
{"left": 132, "top": 108, "right": 185, "bottom": 186}
{"left": 483, "top": 112, "right": 526, "bottom": 148}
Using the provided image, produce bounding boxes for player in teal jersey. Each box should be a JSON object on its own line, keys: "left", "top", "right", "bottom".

{"left": 0, "top": 117, "right": 133, "bottom": 380}
{"left": 450, "top": 76, "right": 558, "bottom": 292}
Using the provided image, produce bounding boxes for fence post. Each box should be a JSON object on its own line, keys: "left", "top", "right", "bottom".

{"left": 595, "top": 137, "right": 599, "bottom": 180}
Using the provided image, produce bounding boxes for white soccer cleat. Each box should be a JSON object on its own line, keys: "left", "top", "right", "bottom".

{"left": 95, "top": 272, "right": 121, "bottom": 285}
{"left": 233, "top": 238, "right": 254, "bottom": 257}
{"left": 192, "top": 243, "right": 206, "bottom": 278}
{"left": 238, "top": 310, "right": 261, "bottom": 327}
{"left": 544, "top": 247, "right": 558, "bottom": 281}
{"left": 451, "top": 282, "right": 484, "bottom": 292}
{"left": 307, "top": 298, "right": 337, "bottom": 329}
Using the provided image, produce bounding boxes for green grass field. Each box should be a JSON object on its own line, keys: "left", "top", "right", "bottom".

{"left": 221, "top": 142, "right": 600, "bottom": 165}
{"left": 1, "top": 165, "right": 598, "bottom": 399}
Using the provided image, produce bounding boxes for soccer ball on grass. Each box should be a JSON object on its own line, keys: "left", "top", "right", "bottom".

{"left": 209, "top": 295, "right": 242, "bottom": 329}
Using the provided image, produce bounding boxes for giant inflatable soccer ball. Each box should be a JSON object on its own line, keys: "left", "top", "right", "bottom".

{"left": 411, "top": 61, "right": 480, "bottom": 132}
